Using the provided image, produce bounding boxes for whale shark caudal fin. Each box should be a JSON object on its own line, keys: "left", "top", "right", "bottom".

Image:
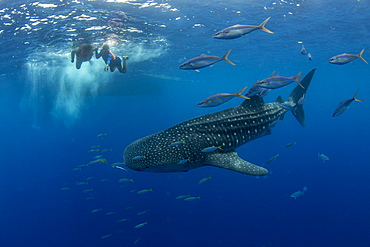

{"left": 204, "top": 151, "right": 268, "bottom": 176}
{"left": 288, "top": 69, "right": 316, "bottom": 127}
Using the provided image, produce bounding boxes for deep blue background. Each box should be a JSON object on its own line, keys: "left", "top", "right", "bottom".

{"left": 0, "top": 0, "right": 370, "bottom": 246}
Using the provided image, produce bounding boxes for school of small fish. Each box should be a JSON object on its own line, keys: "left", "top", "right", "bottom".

{"left": 61, "top": 133, "right": 214, "bottom": 244}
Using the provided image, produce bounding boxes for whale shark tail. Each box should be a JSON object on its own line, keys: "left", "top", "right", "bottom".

{"left": 288, "top": 69, "right": 316, "bottom": 127}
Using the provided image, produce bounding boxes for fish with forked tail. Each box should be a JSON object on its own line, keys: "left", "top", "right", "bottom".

{"left": 332, "top": 90, "right": 362, "bottom": 117}
{"left": 256, "top": 71, "right": 304, "bottom": 89}
{"left": 328, "top": 49, "right": 368, "bottom": 65}
{"left": 123, "top": 70, "right": 316, "bottom": 176}
{"left": 212, "top": 17, "right": 273, "bottom": 39}
{"left": 197, "top": 86, "right": 250, "bottom": 108}
{"left": 179, "top": 49, "right": 236, "bottom": 70}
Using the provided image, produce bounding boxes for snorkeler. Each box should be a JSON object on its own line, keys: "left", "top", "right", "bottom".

{"left": 95, "top": 44, "right": 128, "bottom": 73}
{"left": 71, "top": 44, "right": 97, "bottom": 69}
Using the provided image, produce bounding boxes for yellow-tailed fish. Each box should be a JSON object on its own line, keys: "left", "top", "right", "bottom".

{"left": 119, "top": 178, "right": 134, "bottom": 183}
{"left": 266, "top": 154, "right": 280, "bottom": 164}
{"left": 198, "top": 176, "right": 212, "bottom": 184}
{"left": 137, "top": 189, "right": 153, "bottom": 194}
{"left": 117, "top": 218, "right": 130, "bottom": 222}
{"left": 170, "top": 140, "right": 186, "bottom": 147}
{"left": 134, "top": 222, "right": 148, "bottom": 229}
{"left": 201, "top": 146, "right": 222, "bottom": 153}
{"left": 197, "top": 86, "right": 250, "bottom": 108}
{"left": 76, "top": 182, "right": 88, "bottom": 185}
{"left": 184, "top": 196, "right": 201, "bottom": 201}
{"left": 101, "top": 234, "right": 112, "bottom": 239}
{"left": 286, "top": 142, "right": 297, "bottom": 147}
{"left": 176, "top": 195, "right": 190, "bottom": 199}
{"left": 88, "top": 158, "right": 107, "bottom": 165}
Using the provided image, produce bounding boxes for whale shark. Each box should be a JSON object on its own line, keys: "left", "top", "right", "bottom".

{"left": 123, "top": 69, "right": 316, "bottom": 176}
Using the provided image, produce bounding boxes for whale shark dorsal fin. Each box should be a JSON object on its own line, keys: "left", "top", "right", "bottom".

{"left": 240, "top": 95, "right": 265, "bottom": 111}
{"left": 276, "top": 95, "right": 284, "bottom": 103}
{"left": 204, "top": 151, "right": 268, "bottom": 176}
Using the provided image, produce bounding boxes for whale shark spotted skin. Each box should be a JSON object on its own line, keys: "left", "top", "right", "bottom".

{"left": 124, "top": 69, "right": 316, "bottom": 176}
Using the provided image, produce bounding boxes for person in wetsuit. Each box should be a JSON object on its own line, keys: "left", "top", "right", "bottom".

{"left": 95, "top": 44, "right": 128, "bottom": 73}
{"left": 71, "top": 44, "right": 97, "bottom": 69}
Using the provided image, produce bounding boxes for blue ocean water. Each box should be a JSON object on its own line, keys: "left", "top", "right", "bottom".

{"left": 1, "top": 0, "right": 370, "bottom": 246}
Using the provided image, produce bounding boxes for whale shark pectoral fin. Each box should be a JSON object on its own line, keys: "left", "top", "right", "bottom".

{"left": 204, "top": 151, "right": 268, "bottom": 176}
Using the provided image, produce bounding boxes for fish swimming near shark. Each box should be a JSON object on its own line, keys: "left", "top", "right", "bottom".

{"left": 212, "top": 17, "right": 274, "bottom": 39}
{"left": 123, "top": 69, "right": 316, "bottom": 176}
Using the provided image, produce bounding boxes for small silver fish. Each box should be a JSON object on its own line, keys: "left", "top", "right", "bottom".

{"left": 300, "top": 44, "right": 307, "bottom": 55}
{"left": 170, "top": 140, "right": 186, "bottom": 147}
{"left": 179, "top": 49, "right": 236, "bottom": 70}
{"left": 286, "top": 142, "right": 297, "bottom": 148}
{"left": 132, "top": 155, "right": 146, "bottom": 161}
{"left": 137, "top": 210, "right": 150, "bottom": 215}
{"left": 318, "top": 153, "right": 329, "bottom": 162}
{"left": 91, "top": 208, "right": 102, "bottom": 213}
{"left": 184, "top": 196, "right": 201, "bottom": 201}
{"left": 290, "top": 190, "right": 304, "bottom": 200}
{"left": 178, "top": 159, "right": 190, "bottom": 165}
{"left": 88, "top": 158, "right": 107, "bottom": 165}
{"left": 328, "top": 49, "right": 368, "bottom": 65}
{"left": 332, "top": 90, "right": 362, "bottom": 117}
{"left": 198, "top": 176, "right": 212, "bottom": 184}
{"left": 257, "top": 71, "right": 304, "bottom": 89}
{"left": 176, "top": 195, "right": 191, "bottom": 199}
{"left": 112, "top": 165, "right": 129, "bottom": 172}
{"left": 212, "top": 17, "right": 273, "bottom": 39}
{"left": 137, "top": 189, "right": 153, "bottom": 194}
{"left": 76, "top": 182, "right": 88, "bottom": 185}
{"left": 201, "top": 146, "right": 222, "bottom": 153}
{"left": 134, "top": 222, "right": 148, "bottom": 229}
{"left": 245, "top": 83, "right": 264, "bottom": 97}
{"left": 278, "top": 102, "right": 296, "bottom": 112}
{"left": 197, "top": 86, "right": 249, "bottom": 107}
{"left": 307, "top": 53, "right": 312, "bottom": 60}
{"left": 266, "top": 154, "right": 280, "bottom": 164}
{"left": 117, "top": 218, "right": 130, "bottom": 222}
{"left": 297, "top": 94, "right": 306, "bottom": 105}
{"left": 101, "top": 234, "right": 112, "bottom": 239}
{"left": 119, "top": 178, "right": 134, "bottom": 183}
